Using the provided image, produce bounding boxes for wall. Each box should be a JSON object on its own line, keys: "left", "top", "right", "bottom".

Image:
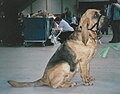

{"left": 63, "top": 0, "right": 77, "bottom": 15}
{"left": 22, "top": 0, "right": 77, "bottom": 16}
{"left": 22, "top": 6, "right": 31, "bottom": 16}
{"left": 47, "top": 0, "right": 62, "bottom": 14}
{"left": 32, "top": 0, "right": 46, "bottom": 12}
{"left": 79, "top": 0, "right": 108, "bottom": 1}
{"left": 22, "top": 0, "right": 109, "bottom": 16}
{"left": 22, "top": 0, "right": 46, "bottom": 16}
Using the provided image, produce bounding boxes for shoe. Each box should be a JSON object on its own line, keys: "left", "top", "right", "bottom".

{"left": 109, "top": 41, "right": 117, "bottom": 43}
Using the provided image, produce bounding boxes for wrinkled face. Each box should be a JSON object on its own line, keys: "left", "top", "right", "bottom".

{"left": 80, "top": 9, "right": 108, "bottom": 39}
{"left": 84, "top": 9, "right": 107, "bottom": 30}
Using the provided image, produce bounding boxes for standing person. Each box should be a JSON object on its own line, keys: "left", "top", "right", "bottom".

{"left": 54, "top": 16, "right": 74, "bottom": 43}
{"left": 70, "top": 14, "right": 78, "bottom": 30}
{"left": 64, "top": 7, "right": 71, "bottom": 23}
{"left": 71, "top": 14, "right": 77, "bottom": 24}
{"left": 107, "top": 0, "right": 120, "bottom": 43}
{"left": 101, "top": 4, "right": 109, "bottom": 35}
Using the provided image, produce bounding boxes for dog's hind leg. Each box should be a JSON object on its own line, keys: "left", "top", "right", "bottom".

{"left": 48, "top": 63, "right": 77, "bottom": 88}
{"left": 49, "top": 73, "right": 77, "bottom": 88}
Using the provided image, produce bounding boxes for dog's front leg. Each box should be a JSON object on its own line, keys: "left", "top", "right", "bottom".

{"left": 79, "top": 61, "right": 93, "bottom": 86}
{"left": 87, "top": 63, "right": 95, "bottom": 82}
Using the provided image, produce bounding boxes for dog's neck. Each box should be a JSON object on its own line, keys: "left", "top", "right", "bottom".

{"left": 88, "top": 32, "right": 97, "bottom": 46}
{"left": 79, "top": 25, "right": 98, "bottom": 32}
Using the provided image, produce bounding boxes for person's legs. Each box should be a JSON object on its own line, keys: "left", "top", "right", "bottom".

{"left": 116, "top": 21, "right": 120, "bottom": 42}
{"left": 105, "top": 28, "right": 108, "bottom": 35}
{"left": 58, "top": 31, "right": 73, "bottom": 43}
{"left": 109, "top": 21, "right": 118, "bottom": 43}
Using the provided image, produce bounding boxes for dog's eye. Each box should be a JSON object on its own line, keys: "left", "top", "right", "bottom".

{"left": 93, "top": 12, "right": 99, "bottom": 18}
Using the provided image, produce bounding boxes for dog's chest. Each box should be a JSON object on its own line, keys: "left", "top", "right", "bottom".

{"left": 67, "top": 41, "right": 96, "bottom": 61}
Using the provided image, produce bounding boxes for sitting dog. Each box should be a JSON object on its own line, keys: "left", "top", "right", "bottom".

{"left": 8, "top": 9, "right": 108, "bottom": 88}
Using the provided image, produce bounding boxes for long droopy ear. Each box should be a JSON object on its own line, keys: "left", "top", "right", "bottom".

{"left": 81, "top": 18, "right": 90, "bottom": 45}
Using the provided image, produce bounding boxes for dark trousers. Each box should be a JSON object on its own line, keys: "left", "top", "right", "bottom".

{"left": 58, "top": 31, "right": 74, "bottom": 43}
{"left": 111, "top": 20, "right": 120, "bottom": 42}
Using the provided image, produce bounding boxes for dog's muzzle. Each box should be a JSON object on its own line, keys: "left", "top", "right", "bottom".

{"left": 88, "top": 14, "right": 104, "bottom": 31}
{"left": 88, "top": 15, "right": 109, "bottom": 40}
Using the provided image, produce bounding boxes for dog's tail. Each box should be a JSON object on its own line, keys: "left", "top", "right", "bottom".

{"left": 8, "top": 78, "right": 47, "bottom": 88}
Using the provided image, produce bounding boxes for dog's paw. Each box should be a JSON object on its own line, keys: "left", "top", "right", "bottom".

{"left": 60, "top": 82, "right": 77, "bottom": 88}
{"left": 83, "top": 82, "right": 93, "bottom": 86}
{"left": 88, "top": 76, "right": 95, "bottom": 81}
{"left": 70, "top": 82, "right": 77, "bottom": 87}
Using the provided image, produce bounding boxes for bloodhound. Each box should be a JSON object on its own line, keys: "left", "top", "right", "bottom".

{"left": 8, "top": 9, "right": 108, "bottom": 88}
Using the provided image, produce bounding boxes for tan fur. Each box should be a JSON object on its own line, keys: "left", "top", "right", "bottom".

{"left": 8, "top": 9, "right": 105, "bottom": 88}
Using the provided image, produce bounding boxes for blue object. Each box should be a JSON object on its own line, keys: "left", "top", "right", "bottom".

{"left": 23, "top": 18, "right": 51, "bottom": 42}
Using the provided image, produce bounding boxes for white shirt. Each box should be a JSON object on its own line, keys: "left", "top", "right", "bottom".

{"left": 71, "top": 16, "right": 77, "bottom": 24}
{"left": 113, "top": 3, "right": 120, "bottom": 9}
{"left": 58, "top": 19, "right": 74, "bottom": 31}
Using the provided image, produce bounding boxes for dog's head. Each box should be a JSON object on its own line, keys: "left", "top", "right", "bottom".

{"left": 79, "top": 9, "right": 108, "bottom": 45}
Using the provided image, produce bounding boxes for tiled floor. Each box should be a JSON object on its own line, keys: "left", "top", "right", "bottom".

{"left": 0, "top": 33, "right": 120, "bottom": 94}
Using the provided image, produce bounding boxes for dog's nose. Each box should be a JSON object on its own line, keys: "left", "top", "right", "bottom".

{"left": 100, "top": 10, "right": 105, "bottom": 16}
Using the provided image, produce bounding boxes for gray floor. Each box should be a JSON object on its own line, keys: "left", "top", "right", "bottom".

{"left": 0, "top": 33, "right": 120, "bottom": 94}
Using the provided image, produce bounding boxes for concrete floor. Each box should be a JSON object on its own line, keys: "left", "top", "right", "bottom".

{"left": 0, "top": 33, "right": 120, "bottom": 94}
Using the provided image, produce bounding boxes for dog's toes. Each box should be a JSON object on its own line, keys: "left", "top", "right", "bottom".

{"left": 83, "top": 82, "right": 93, "bottom": 86}
{"left": 60, "top": 82, "right": 77, "bottom": 88}
{"left": 89, "top": 76, "right": 95, "bottom": 81}
{"left": 70, "top": 82, "right": 77, "bottom": 87}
